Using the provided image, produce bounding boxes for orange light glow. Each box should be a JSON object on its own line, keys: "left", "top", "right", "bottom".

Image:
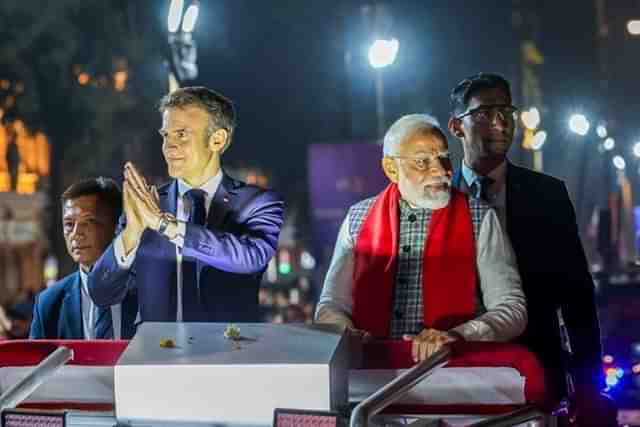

{"left": 114, "top": 70, "right": 128, "bottom": 92}
{"left": 77, "top": 73, "right": 90, "bottom": 85}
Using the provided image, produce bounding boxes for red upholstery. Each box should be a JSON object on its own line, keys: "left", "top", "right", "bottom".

{"left": 0, "top": 340, "right": 556, "bottom": 416}
{"left": 0, "top": 340, "right": 129, "bottom": 366}
{"left": 359, "top": 340, "right": 557, "bottom": 414}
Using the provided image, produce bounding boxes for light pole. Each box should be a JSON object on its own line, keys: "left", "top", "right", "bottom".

{"left": 167, "top": 0, "right": 200, "bottom": 92}
{"left": 368, "top": 38, "right": 399, "bottom": 140}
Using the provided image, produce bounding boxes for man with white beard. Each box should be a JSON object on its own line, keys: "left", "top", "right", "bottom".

{"left": 315, "top": 114, "right": 527, "bottom": 361}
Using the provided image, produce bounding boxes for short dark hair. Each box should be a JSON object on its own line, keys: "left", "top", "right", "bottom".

{"left": 61, "top": 177, "right": 122, "bottom": 223}
{"left": 158, "top": 86, "right": 236, "bottom": 138}
{"left": 450, "top": 73, "right": 512, "bottom": 117}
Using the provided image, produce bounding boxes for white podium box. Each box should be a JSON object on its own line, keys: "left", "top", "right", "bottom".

{"left": 114, "top": 322, "right": 348, "bottom": 426}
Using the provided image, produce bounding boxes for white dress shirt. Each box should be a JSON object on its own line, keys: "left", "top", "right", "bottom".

{"left": 113, "top": 170, "right": 223, "bottom": 321}
{"left": 461, "top": 160, "right": 507, "bottom": 229}
{"left": 315, "top": 201, "right": 527, "bottom": 342}
{"left": 80, "top": 268, "right": 121, "bottom": 339}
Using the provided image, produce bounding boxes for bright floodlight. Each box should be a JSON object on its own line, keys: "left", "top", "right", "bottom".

{"left": 569, "top": 114, "right": 590, "bottom": 136}
{"left": 596, "top": 124, "right": 608, "bottom": 138}
{"left": 182, "top": 4, "right": 199, "bottom": 33}
{"left": 521, "top": 107, "right": 540, "bottom": 130}
{"left": 628, "top": 20, "right": 640, "bottom": 35}
{"left": 531, "top": 130, "right": 547, "bottom": 150}
{"left": 613, "top": 155, "right": 626, "bottom": 171}
{"left": 603, "top": 137, "right": 615, "bottom": 151}
{"left": 168, "top": 0, "right": 185, "bottom": 33}
{"left": 368, "top": 38, "right": 399, "bottom": 69}
{"left": 633, "top": 142, "right": 640, "bottom": 158}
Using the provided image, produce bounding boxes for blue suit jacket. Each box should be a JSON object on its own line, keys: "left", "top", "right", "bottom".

{"left": 29, "top": 271, "right": 138, "bottom": 339}
{"left": 453, "top": 162, "right": 602, "bottom": 396}
{"left": 88, "top": 173, "right": 284, "bottom": 322}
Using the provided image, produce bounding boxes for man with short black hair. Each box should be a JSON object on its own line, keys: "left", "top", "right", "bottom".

{"left": 448, "top": 73, "right": 615, "bottom": 426}
{"left": 30, "top": 178, "right": 137, "bottom": 339}
{"left": 89, "top": 86, "right": 284, "bottom": 323}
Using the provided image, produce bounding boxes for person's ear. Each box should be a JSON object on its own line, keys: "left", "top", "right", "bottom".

{"left": 208, "top": 129, "right": 229, "bottom": 154}
{"left": 447, "top": 117, "right": 465, "bottom": 139}
{"left": 382, "top": 157, "right": 399, "bottom": 184}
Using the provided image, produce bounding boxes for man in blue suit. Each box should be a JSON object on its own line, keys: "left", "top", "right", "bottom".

{"left": 30, "top": 178, "right": 137, "bottom": 339}
{"left": 447, "top": 73, "right": 616, "bottom": 427}
{"left": 89, "top": 87, "right": 284, "bottom": 323}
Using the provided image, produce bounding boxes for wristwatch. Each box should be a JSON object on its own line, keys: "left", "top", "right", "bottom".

{"left": 157, "top": 213, "right": 178, "bottom": 238}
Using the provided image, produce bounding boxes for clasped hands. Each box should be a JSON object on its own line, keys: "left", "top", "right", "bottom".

{"left": 348, "top": 326, "right": 460, "bottom": 363}
{"left": 121, "top": 162, "right": 164, "bottom": 253}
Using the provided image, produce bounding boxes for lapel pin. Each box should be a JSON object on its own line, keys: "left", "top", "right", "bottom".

{"left": 223, "top": 197, "right": 229, "bottom": 203}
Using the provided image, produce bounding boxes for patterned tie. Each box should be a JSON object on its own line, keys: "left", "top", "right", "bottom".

{"left": 182, "top": 189, "right": 207, "bottom": 321}
{"left": 472, "top": 176, "right": 494, "bottom": 201}
{"left": 94, "top": 306, "right": 113, "bottom": 339}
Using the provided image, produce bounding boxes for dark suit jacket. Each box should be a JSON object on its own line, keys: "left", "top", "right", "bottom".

{"left": 88, "top": 173, "right": 285, "bottom": 322}
{"left": 454, "top": 162, "right": 602, "bottom": 397}
{"left": 29, "top": 271, "right": 138, "bottom": 339}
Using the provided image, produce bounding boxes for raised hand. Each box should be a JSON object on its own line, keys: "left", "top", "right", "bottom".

{"left": 124, "top": 162, "right": 163, "bottom": 231}
{"left": 121, "top": 179, "right": 145, "bottom": 254}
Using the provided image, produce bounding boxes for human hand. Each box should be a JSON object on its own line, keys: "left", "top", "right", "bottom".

{"left": 347, "top": 326, "right": 372, "bottom": 342}
{"left": 121, "top": 180, "right": 145, "bottom": 254}
{"left": 403, "top": 328, "right": 458, "bottom": 362}
{"left": 124, "top": 162, "right": 162, "bottom": 231}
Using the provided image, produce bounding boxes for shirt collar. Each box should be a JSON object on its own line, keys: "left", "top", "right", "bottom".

{"left": 461, "top": 160, "right": 507, "bottom": 188}
{"left": 177, "top": 169, "right": 223, "bottom": 199}
{"left": 78, "top": 267, "right": 89, "bottom": 290}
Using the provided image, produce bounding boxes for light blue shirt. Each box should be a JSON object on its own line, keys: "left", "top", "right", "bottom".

{"left": 461, "top": 161, "right": 507, "bottom": 229}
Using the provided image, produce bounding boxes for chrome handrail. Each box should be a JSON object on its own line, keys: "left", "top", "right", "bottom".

{"left": 349, "top": 346, "right": 452, "bottom": 427}
{"left": 0, "top": 346, "right": 74, "bottom": 411}
{"left": 466, "top": 405, "right": 545, "bottom": 427}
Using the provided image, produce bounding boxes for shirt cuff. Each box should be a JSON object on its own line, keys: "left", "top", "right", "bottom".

{"left": 114, "top": 234, "right": 138, "bottom": 269}
{"left": 169, "top": 221, "right": 187, "bottom": 248}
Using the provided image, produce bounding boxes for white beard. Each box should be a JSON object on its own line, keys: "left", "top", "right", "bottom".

{"left": 398, "top": 176, "right": 451, "bottom": 210}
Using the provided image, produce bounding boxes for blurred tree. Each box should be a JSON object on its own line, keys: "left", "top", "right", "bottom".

{"left": 0, "top": 0, "right": 167, "bottom": 275}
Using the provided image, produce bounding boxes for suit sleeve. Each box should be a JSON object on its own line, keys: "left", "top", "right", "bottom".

{"left": 182, "top": 190, "right": 284, "bottom": 274}
{"left": 556, "top": 183, "right": 603, "bottom": 388}
{"left": 29, "top": 294, "right": 44, "bottom": 339}
{"left": 88, "top": 213, "right": 137, "bottom": 308}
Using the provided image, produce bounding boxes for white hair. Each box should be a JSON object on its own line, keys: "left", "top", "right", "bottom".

{"left": 382, "top": 114, "right": 442, "bottom": 156}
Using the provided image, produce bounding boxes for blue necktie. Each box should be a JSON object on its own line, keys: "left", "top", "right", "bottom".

{"left": 94, "top": 307, "right": 113, "bottom": 339}
{"left": 471, "top": 176, "right": 494, "bottom": 201}
{"left": 182, "top": 189, "right": 207, "bottom": 321}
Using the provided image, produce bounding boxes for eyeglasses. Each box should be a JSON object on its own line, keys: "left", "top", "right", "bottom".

{"left": 456, "top": 104, "right": 518, "bottom": 123}
{"left": 389, "top": 153, "right": 451, "bottom": 172}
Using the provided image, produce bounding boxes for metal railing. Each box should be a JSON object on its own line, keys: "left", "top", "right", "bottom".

{"left": 466, "top": 406, "right": 545, "bottom": 427}
{"left": 349, "top": 346, "right": 452, "bottom": 427}
{"left": 0, "top": 346, "right": 74, "bottom": 411}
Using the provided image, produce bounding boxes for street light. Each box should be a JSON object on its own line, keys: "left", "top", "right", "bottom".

{"left": 181, "top": 3, "right": 199, "bottom": 33}
{"left": 596, "top": 124, "right": 608, "bottom": 138}
{"left": 633, "top": 142, "right": 640, "bottom": 158}
{"left": 168, "top": 0, "right": 184, "bottom": 34}
{"left": 531, "top": 130, "right": 547, "bottom": 150}
{"left": 569, "top": 114, "right": 590, "bottom": 136}
{"left": 368, "top": 38, "right": 399, "bottom": 140}
{"left": 521, "top": 107, "right": 540, "bottom": 130}
{"left": 167, "top": 0, "right": 199, "bottom": 92}
{"left": 603, "top": 137, "right": 615, "bottom": 151}
{"left": 628, "top": 20, "right": 640, "bottom": 35}
{"left": 368, "top": 38, "right": 399, "bottom": 69}
{"left": 613, "top": 155, "right": 626, "bottom": 171}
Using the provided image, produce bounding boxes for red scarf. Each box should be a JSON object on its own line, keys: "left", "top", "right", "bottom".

{"left": 351, "top": 184, "right": 476, "bottom": 337}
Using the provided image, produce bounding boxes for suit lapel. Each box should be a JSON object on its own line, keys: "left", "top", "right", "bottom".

{"left": 159, "top": 180, "right": 179, "bottom": 215}
{"left": 207, "top": 173, "right": 236, "bottom": 230}
{"left": 61, "top": 273, "right": 84, "bottom": 339}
